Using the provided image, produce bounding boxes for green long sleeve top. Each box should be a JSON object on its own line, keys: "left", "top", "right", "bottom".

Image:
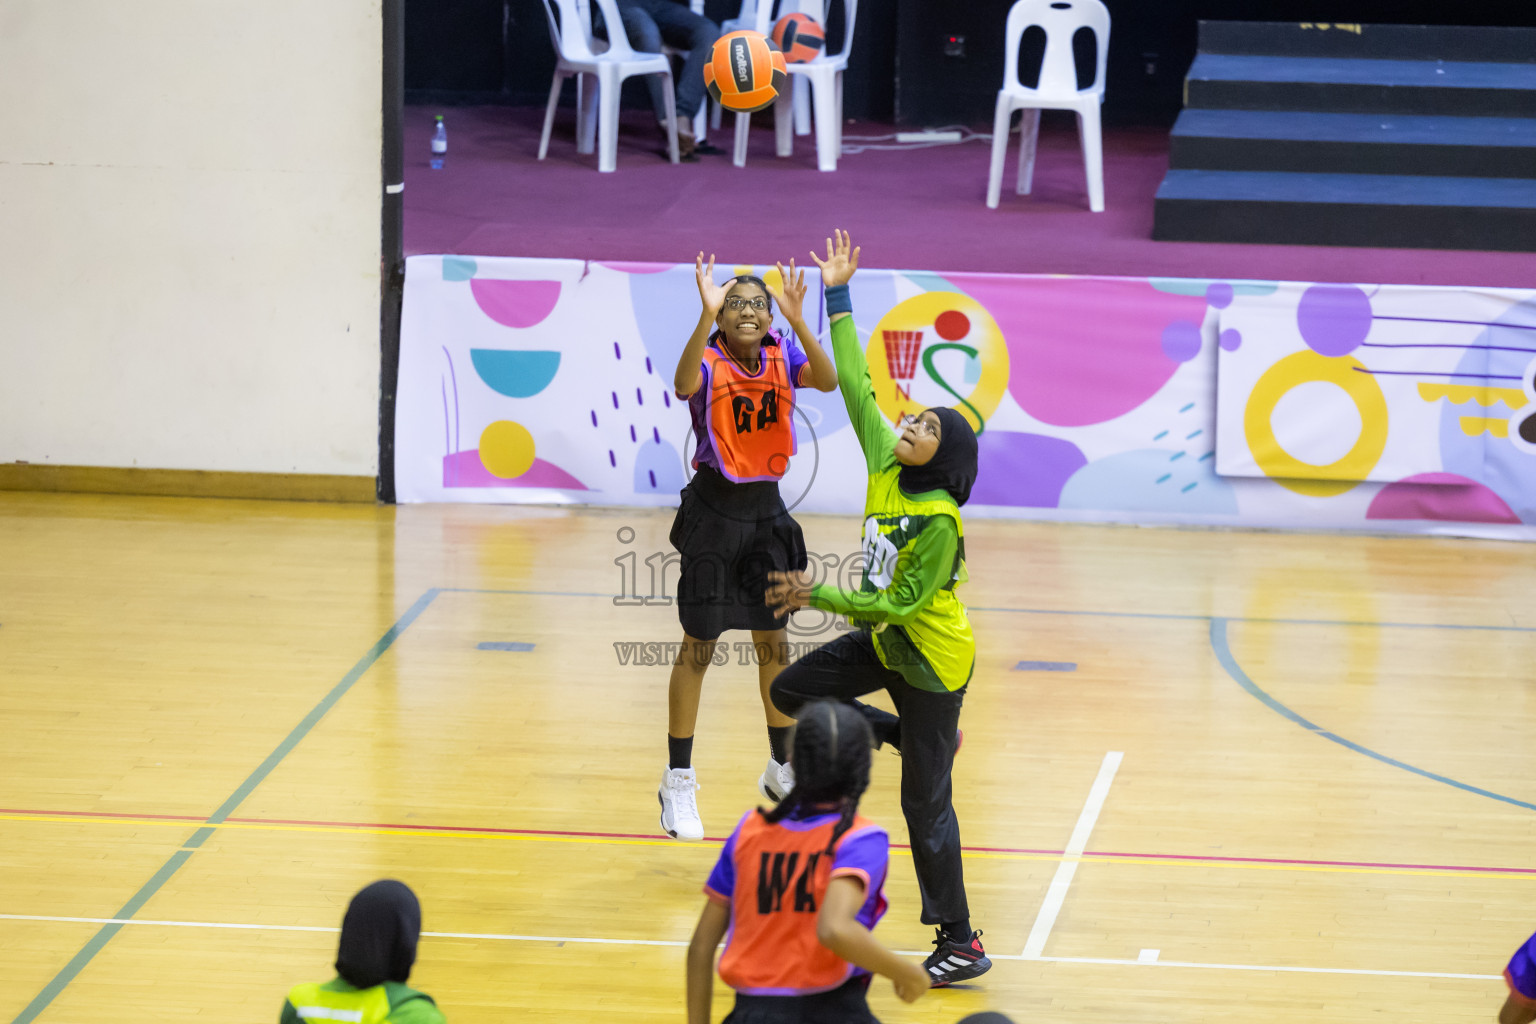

{"left": 806, "top": 311, "right": 976, "bottom": 692}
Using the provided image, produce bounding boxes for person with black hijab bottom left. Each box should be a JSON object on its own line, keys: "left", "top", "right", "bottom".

{"left": 280, "top": 880, "right": 445, "bottom": 1024}
{"left": 765, "top": 231, "right": 991, "bottom": 988}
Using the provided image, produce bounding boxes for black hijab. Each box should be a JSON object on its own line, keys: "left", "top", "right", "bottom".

{"left": 897, "top": 407, "right": 978, "bottom": 507}
{"left": 335, "top": 880, "right": 421, "bottom": 989}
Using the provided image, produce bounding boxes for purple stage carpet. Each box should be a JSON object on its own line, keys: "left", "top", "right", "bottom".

{"left": 404, "top": 104, "right": 1533, "bottom": 287}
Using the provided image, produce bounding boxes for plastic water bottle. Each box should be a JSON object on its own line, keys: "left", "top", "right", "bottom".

{"left": 430, "top": 115, "right": 447, "bottom": 170}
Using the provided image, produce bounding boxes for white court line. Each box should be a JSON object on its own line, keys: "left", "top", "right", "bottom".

{"left": 1021, "top": 750, "right": 1123, "bottom": 959}
{"left": 0, "top": 914, "right": 1498, "bottom": 980}
{"left": 1025, "top": 955, "right": 1497, "bottom": 981}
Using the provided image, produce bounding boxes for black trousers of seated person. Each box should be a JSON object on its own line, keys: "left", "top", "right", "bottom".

{"left": 769, "top": 630, "right": 969, "bottom": 927}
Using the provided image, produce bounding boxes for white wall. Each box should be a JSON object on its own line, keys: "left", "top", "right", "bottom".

{"left": 0, "top": 0, "right": 382, "bottom": 476}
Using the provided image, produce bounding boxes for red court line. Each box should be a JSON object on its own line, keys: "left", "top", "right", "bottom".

{"left": 8, "top": 807, "right": 1535, "bottom": 876}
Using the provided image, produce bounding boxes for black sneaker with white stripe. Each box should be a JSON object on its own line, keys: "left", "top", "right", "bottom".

{"left": 922, "top": 928, "right": 992, "bottom": 986}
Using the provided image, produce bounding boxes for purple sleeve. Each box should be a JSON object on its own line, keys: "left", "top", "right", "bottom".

{"left": 687, "top": 359, "right": 716, "bottom": 470}
{"left": 1510, "top": 930, "right": 1536, "bottom": 1000}
{"left": 830, "top": 826, "right": 888, "bottom": 891}
{"left": 684, "top": 354, "right": 712, "bottom": 398}
{"left": 704, "top": 813, "right": 750, "bottom": 900}
{"left": 781, "top": 331, "right": 811, "bottom": 389}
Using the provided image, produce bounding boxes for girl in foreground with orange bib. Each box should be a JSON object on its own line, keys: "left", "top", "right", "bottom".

{"left": 686, "top": 701, "right": 930, "bottom": 1024}
{"left": 660, "top": 254, "right": 838, "bottom": 841}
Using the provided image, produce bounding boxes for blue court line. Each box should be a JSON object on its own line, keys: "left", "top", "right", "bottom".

{"left": 1209, "top": 617, "right": 1536, "bottom": 814}
{"left": 10, "top": 587, "right": 443, "bottom": 1024}
{"left": 478, "top": 641, "right": 535, "bottom": 652}
{"left": 1015, "top": 660, "right": 1077, "bottom": 671}
{"left": 447, "top": 587, "right": 1536, "bottom": 633}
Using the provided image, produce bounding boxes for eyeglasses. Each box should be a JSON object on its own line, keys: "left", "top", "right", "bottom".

{"left": 724, "top": 296, "right": 768, "bottom": 311}
{"left": 899, "top": 414, "right": 938, "bottom": 438}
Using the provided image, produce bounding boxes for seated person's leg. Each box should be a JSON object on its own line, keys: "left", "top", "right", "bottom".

{"left": 614, "top": 2, "right": 670, "bottom": 128}
{"left": 643, "top": 0, "right": 720, "bottom": 122}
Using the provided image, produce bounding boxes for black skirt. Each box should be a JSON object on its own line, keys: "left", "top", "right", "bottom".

{"left": 669, "top": 464, "right": 808, "bottom": 642}
{"left": 722, "top": 977, "right": 879, "bottom": 1024}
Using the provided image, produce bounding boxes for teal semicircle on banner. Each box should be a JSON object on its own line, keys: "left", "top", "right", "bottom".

{"left": 470, "top": 350, "right": 561, "bottom": 398}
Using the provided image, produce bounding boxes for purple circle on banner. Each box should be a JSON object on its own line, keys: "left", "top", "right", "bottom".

{"left": 1206, "top": 282, "right": 1234, "bottom": 309}
{"left": 1219, "top": 329, "right": 1242, "bottom": 351}
{"left": 1161, "top": 321, "right": 1202, "bottom": 363}
{"left": 1297, "top": 285, "right": 1372, "bottom": 356}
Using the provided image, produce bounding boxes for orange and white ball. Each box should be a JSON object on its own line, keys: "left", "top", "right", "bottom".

{"left": 771, "top": 13, "right": 825, "bottom": 63}
{"left": 704, "top": 30, "right": 788, "bottom": 113}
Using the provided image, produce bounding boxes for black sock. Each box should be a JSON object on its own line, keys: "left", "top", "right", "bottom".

{"left": 941, "top": 919, "right": 972, "bottom": 943}
{"left": 767, "top": 725, "right": 791, "bottom": 764}
{"left": 668, "top": 735, "right": 693, "bottom": 770}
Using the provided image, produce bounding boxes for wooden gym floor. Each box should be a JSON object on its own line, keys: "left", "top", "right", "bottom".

{"left": 1, "top": 491, "right": 1533, "bottom": 1023}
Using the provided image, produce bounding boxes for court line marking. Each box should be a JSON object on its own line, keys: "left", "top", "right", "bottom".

{"left": 7, "top": 588, "right": 444, "bottom": 1024}
{"left": 5, "top": 808, "right": 1533, "bottom": 880}
{"left": 439, "top": 587, "right": 1536, "bottom": 633}
{"left": 1022, "top": 751, "right": 1123, "bottom": 959}
{"left": 0, "top": 915, "right": 1499, "bottom": 981}
{"left": 1210, "top": 617, "right": 1536, "bottom": 814}
{"left": 10, "top": 589, "right": 1528, "bottom": 1019}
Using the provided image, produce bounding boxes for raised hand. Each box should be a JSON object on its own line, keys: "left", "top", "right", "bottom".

{"left": 809, "top": 229, "right": 860, "bottom": 288}
{"left": 696, "top": 251, "right": 727, "bottom": 315}
{"left": 767, "top": 259, "right": 807, "bottom": 324}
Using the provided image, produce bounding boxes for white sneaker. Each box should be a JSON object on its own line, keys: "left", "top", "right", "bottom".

{"left": 659, "top": 766, "right": 704, "bottom": 840}
{"left": 758, "top": 757, "right": 794, "bottom": 803}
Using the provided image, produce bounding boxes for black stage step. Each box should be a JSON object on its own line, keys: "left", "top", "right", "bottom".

{"left": 1154, "top": 169, "right": 1536, "bottom": 251}
{"left": 1184, "top": 53, "right": 1536, "bottom": 118}
{"left": 1153, "top": 21, "right": 1536, "bottom": 251}
{"left": 1196, "top": 21, "right": 1536, "bottom": 65}
{"left": 1169, "top": 109, "right": 1536, "bottom": 179}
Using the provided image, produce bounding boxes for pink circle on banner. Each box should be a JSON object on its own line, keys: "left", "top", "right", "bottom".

{"left": 469, "top": 279, "right": 562, "bottom": 329}
{"left": 1365, "top": 472, "right": 1520, "bottom": 524}
{"left": 954, "top": 276, "right": 1210, "bottom": 427}
{"left": 597, "top": 261, "right": 672, "bottom": 274}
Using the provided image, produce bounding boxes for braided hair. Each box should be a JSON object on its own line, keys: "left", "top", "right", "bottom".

{"left": 760, "top": 701, "right": 873, "bottom": 854}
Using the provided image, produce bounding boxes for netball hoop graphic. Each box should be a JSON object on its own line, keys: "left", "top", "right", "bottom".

{"left": 882, "top": 330, "right": 923, "bottom": 402}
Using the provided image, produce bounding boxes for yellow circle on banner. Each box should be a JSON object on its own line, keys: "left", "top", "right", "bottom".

{"left": 867, "top": 291, "right": 1010, "bottom": 432}
{"left": 1243, "top": 350, "right": 1388, "bottom": 497}
{"left": 479, "top": 420, "right": 537, "bottom": 479}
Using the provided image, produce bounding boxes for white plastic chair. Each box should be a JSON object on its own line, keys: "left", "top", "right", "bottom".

{"left": 731, "top": 0, "right": 857, "bottom": 172}
{"left": 538, "top": 0, "right": 680, "bottom": 172}
{"left": 986, "top": 0, "right": 1109, "bottom": 211}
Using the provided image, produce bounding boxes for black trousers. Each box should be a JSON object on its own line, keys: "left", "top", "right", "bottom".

{"left": 769, "top": 630, "right": 969, "bottom": 926}
{"left": 722, "top": 977, "right": 877, "bottom": 1024}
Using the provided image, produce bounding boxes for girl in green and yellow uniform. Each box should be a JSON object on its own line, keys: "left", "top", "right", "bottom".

{"left": 765, "top": 230, "right": 991, "bottom": 988}
{"left": 281, "top": 880, "right": 444, "bottom": 1024}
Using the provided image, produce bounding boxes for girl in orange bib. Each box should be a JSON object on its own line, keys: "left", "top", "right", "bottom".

{"left": 686, "top": 701, "right": 930, "bottom": 1024}
{"left": 659, "top": 255, "right": 837, "bottom": 842}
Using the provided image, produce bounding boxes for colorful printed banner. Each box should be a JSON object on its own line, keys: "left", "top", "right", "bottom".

{"left": 395, "top": 255, "right": 1536, "bottom": 539}
{"left": 1215, "top": 284, "right": 1536, "bottom": 524}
